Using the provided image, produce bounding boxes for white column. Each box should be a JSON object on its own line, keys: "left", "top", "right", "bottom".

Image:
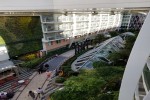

{"left": 127, "top": 14, "right": 132, "bottom": 30}
{"left": 69, "top": 13, "right": 76, "bottom": 47}
{"left": 85, "top": 13, "right": 91, "bottom": 39}
{"left": 105, "top": 14, "right": 109, "bottom": 32}
{"left": 73, "top": 13, "right": 76, "bottom": 37}
{"left": 97, "top": 14, "right": 101, "bottom": 34}
{"left": 119, "top": 11, "right": 150, "bottom": 100}
{"left": 40, "top": 15, "right": 48, "bottom": 52}
{"left": 42, "top": 42, "right": 47, "bottom": 51}
{"left": 117, "top": 13, "right": 123, "bottom": 30}
{"left": 40, "top": 15, "right": 43, "bottom": 23}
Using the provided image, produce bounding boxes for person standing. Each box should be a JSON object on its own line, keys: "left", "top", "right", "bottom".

{"left": 38, "top": 66, "right": 43, "bottom": 74}
{"left": 28, "top": 91, "right": 35, "bottom": 100}
{"left": 36, "top": 87, "right": 44, "bottom": 98}
{"left": 46, "top": 71, "right": 51, "bottom": 78}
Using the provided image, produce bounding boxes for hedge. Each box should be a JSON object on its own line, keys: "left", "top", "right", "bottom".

{"left": 55, "top": 77, "right": 66, "bottom": 83}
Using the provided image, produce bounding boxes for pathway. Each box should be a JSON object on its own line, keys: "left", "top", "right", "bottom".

{"left": 12, "top": 49, "right": 75, "bottom": 100}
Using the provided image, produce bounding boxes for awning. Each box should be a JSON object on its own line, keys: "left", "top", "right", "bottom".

{"left": 0, "top": 60, "right": 16, "bottom": 73}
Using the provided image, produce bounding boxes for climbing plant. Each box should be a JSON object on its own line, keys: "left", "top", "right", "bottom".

{"left": 0, "top": 16, "right": 43, "bottom": 57}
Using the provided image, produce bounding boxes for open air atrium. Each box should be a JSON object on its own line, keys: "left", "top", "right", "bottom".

{"left": 0, "top": 0, "right": 150, "bottom": 100}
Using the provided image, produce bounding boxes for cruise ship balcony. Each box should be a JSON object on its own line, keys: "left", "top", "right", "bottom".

{"left": 43, "top": 30, "right": 63, "bottom": 34}
{"left": 41, "top": 16, "right": 62, "bottom": 24}
{"left": 42, "top": 36, "right": 66, "bottom": 42}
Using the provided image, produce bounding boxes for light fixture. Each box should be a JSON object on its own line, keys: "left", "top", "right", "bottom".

{"left": 64, "top": 12, "right": 68, "bottom": 16}
{"left": 92, "top": 11, "right": 98, "bottom": 15}
{"left": 110, "top": 11, "right": 115, "bottom": 15}
{"left": 92, "top": 8, "right": 98, "bottom": 15}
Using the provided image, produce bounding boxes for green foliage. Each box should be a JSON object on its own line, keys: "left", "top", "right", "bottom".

{"left": 20, "top": 58, "right": 44, "bottom": 69}
{"left": 0, "top": 36, "right": 5, "bottom": 45}
{"left": 19, "top": 53, "right": 37, "bottom": 61}
{"left": 51, "top": 70, "right": 106, "bottom": 100}
{"left": 108, "top": 34, "right": 137, "bottom": 66}
{"left": 96, "top": 93, "right": 114, "bottom": 100}
{"left": 93, "top": 61, "right": 110, "bottom": 68}
{"left": 55, "top": 77, "right": 66, "bottom": 83}
{"left": 109, "top": 31, "right": 119, "bottom": 37}
{"left": 113, "top": 91, "right": 119, "bottom": 100}
{"left": 96, "top": 67, "right": 124, "bottom": 81}
{"left": 7, "top": 40, "right": 42, "bottom": 57}
{"left": 0, "top": 16, "right": 42, "bottom": 57}
{"left": 125, "top": 35, "right": 136, "bottom": 50}
{"left": 60, "top": 48, "right": 93, "bottom": 77}
{"left": 93, "top": 34, "right": 107, "bottom": 45}
{"left": 51, "top": 66, "right": 124, "bottom": 100}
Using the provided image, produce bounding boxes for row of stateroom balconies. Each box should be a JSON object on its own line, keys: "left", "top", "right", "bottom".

{"left": 42, "top": 23, "right": 103, "bottom": 33}
{"left": 40, "top": 13, "right": 121, "bottom": 43}
{"left": 42, "top": 21, "right": 115, "bottom": 32}
{"left": 42, "top": 27, "right": 116, "bottom": 43}
{"left": 41, "top": 14, "right": 117, "bottom": 23}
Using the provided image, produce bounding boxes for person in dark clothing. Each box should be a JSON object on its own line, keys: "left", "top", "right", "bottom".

{"left": 6, "top": 90, "right": 14, "bottom": 99}
{"left": 28, "top": 91, "right": 35, "bottom": 100}
{"left": 38, "top": 66, "right": 43, "bottom": 74}
{"left": 38, "top": 68, "right": 42, "bottom": 74}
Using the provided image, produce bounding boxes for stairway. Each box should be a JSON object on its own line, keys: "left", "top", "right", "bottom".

{"left": 0, "top": 67, "right": 34, "bottom": 92}
{"left": 40, "top": 77, "right": 63, "bottom": 100}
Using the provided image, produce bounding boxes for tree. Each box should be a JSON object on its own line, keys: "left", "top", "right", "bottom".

{"left": 93, "top": 34, "right": 106, "bottom": 45}
{"left": 51, "top": 66, "right": 124, "bottom": 100}
{"left": 109, "top": 31, "right": 119, "bottom": 37}
{"left": 51, "top": 70, "right": 106, "bottom": 100}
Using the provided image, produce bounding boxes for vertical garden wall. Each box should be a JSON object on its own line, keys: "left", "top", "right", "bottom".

{"left": 0, "top": 16, "right": 43, "bottom": 57}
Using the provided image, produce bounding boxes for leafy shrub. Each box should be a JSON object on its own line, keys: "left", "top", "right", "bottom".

{"left": 109, "top": 31, "right": 119, "bottom": 37}
{"left": 97, "top": 93, "right": 114, "bottom": 100}
{"left": 93, "top": 61, "right": 109, "bottom": 68}
{"left": 19, "top": 53, "right": 36, "bottom": 61}
{"left": 20, "top": 58, "right": 44, "bottom": 69}
{"left": 55, "top": 77, "right": 66, "bottom": 83}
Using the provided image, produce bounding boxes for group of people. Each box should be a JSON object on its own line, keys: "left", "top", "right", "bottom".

{"left": 28, "top": 87, "right": 43, "bottom": 100}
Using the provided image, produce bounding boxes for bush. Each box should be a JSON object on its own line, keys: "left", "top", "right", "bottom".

{"left": 20, "top": 58, "right": 44, "bottom": 69}
{"left": 55, "top": 77, "right": 66, "bottom": 83}
{"left": 19, "top": 53, "right": 36, "bottom": 61}
{"left": 93, "top": 61, "right": 110, "bottom": 68}
{"left": 97, "top": 93, "right": 114, "bottom": 100}
{"left": 109, "top": 31, "right": 119, "bottom": 37}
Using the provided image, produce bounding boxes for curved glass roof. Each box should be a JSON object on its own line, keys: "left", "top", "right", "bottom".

{"left": 71, "top": 35, "right": 125, "bottom": 71}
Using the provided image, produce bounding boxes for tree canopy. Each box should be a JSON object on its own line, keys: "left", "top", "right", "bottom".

{"left": 51, "top": 66, "right": 124, "bottom": 100}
